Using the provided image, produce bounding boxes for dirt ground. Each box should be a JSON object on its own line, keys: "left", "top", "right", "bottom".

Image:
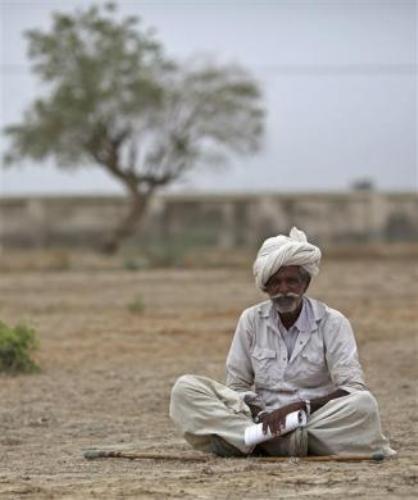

{"left": 0, "top": 255, "right": 417, "bottom": 499}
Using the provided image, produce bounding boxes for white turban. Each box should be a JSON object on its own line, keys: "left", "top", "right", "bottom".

{"left": 253, "top": 227, "right": 321, "bottom": 290}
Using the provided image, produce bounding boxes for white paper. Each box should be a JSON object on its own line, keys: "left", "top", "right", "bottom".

{"left": 244, "top": 409, "right": 307, "bottom": 447}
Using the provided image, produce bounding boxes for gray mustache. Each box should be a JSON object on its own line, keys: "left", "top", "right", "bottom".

{"left": 270, "top": 293, "right": 299, "bottom": 301}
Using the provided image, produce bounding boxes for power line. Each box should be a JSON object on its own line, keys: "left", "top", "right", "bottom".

{"left": 255, "top": 63, "right": 417, "bottom": 76}
{"left": 0, "top": 62, "right": 416, "bottom": 76}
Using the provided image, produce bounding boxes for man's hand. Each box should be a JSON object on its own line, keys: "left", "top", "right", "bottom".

{"left": 259, "top": 401, "right": 304, "bottom": 435}
{"left": 247, "top": 402, "right": 263, "bottom": 420}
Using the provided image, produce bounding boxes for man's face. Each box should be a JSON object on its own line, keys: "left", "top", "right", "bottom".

{"left": 265, "top": 265, "right": 309, "bottom": 314}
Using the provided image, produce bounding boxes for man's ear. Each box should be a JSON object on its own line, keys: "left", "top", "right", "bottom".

{"left": 303, "top": 277, "right": 311, "bottom": 293}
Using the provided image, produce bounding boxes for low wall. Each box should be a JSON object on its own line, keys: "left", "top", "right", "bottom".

{"left": 0, "top": 191, "right": 417, "bottom": 249}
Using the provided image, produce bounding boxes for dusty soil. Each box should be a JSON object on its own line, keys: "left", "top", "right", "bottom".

{"left": 0, "top": 257, "right": 417, "bottom": 499}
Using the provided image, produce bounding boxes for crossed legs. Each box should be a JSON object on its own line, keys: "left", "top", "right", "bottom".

{"left": 170, "top": 374, "right": 395, "bottom": 457}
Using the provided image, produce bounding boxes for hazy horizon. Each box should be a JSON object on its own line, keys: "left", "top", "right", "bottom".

{"left": 1, "top": 0, "right": 417, "bottom": 195}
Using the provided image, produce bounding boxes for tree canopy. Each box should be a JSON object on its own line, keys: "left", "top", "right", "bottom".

{"left": 4, "top": 3, "right": 265, "bottom": 252}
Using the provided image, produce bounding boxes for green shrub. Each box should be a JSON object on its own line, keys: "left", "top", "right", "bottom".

{"left": 0, "top": 322, "right": 40, "bottom": 374}
{"left": 127, "top": 296, "right": 145, "bottom": 314}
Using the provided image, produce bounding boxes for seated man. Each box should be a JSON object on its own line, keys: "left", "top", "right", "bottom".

{"left": 170, "top": 227, "right": 395, "bottom": 457}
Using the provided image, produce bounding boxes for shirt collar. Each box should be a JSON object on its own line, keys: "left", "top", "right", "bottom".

{"left": 293, "top": 298, "right": 311, "bottom": 332}
{"left": 274, "top": 297, "right": 310, "bottom": 333}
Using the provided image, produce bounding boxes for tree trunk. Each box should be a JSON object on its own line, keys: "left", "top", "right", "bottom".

{"left": 102, "top": 191, "right": 150, "bottom": 254}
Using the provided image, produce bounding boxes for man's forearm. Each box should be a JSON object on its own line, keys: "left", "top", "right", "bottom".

{"left": 309, "top": 389, "right": 349, "bottom": 414}
{"left": 259, "top": 389, "right": 349, "bottom": 434}
{"left": 275, "top": 389, "right": 349, "bottom": 416}
{"left": 269, "top": 389, "right": 349, "bottom": 419}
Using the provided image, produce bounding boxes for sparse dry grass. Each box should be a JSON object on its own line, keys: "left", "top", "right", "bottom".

{"left": 0, "top": 252, "right": 416, "bottom": 498}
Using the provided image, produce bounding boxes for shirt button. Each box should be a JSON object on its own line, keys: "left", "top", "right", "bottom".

{"left": 282, "top": 357, "right": 286, "bottom": 361}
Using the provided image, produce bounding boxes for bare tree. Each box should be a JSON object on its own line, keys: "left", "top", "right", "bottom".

{"left": 4, "top": 3, "right": 265, "bottom": 253}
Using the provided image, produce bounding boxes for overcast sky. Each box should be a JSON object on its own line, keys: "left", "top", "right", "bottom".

{"left": 0, "top": 0, "right": 416, "bottom": 195}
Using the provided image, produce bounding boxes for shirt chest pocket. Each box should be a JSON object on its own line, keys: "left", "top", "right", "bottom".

{"left": 251, "top": 346, "right": 281, "bottom": 386}
{"left": 299, "top": 348, "right": 325, "bottom": 376}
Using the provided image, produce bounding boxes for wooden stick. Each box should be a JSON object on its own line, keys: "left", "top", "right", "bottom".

{"left": 84, "top": 450, "right": 209, "bottom": 462}
{"left": 257, "top": 452, "right": 386, "bottom": 463}
{"left": 84, "top": 449, "right": 385, "bottom": 463}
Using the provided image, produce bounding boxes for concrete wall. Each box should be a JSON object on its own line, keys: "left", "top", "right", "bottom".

{"left": 0, "top": 191, "right": 417, "bottom": 249}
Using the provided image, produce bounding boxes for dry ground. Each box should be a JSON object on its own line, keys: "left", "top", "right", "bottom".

{"left": 0, "top": 256, "right": 417, "bottom": 499}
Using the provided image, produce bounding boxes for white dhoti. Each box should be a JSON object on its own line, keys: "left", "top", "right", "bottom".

{"left": 169, "top": 374, "right": 396, "bottom": 457}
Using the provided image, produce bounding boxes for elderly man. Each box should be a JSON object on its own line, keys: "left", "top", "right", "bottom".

{"left": 170, "top": 228, "right": 395, "bottom": 457}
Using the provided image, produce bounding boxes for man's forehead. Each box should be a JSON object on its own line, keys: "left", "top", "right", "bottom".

{"left": 271, "top": 265, "right": 302, "bottom": 278}
{"left": 265, "top": 266, "right": 303, "bottom": 286}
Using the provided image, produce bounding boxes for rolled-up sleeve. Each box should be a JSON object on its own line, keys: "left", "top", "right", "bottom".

{"left": 225, "top": 310, "right": 265, "bottom": 409}
{"left": 324, "top": 314, "right": 367, "bottom": 393}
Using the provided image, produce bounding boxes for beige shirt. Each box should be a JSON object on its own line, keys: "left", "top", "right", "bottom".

{"left": 225, "top": 296, "right": 366, "bottom": 411}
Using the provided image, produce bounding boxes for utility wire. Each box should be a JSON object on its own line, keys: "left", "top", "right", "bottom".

{"left": 0, "top": 62, "right": 416, "bottom": 76}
